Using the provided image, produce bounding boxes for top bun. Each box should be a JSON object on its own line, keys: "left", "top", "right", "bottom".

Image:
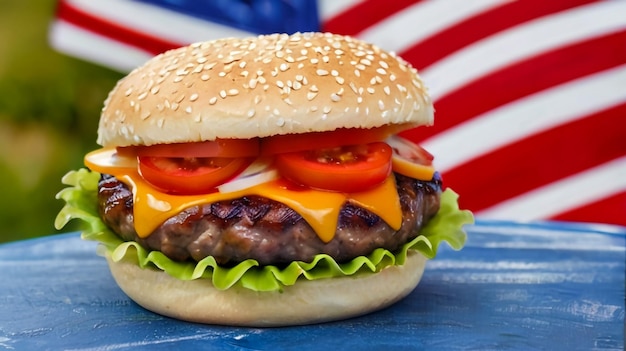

{"left": 98, "top": 32, "right": 433, "bottom": 147}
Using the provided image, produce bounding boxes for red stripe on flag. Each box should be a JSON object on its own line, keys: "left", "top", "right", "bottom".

{"left": 399, "top": 0, "right": 599, "bottom": 70}
{"left": 322, "top": 0, "right": 424, "bottom": 36}
{"left": 402, "top": 29, "right": 626, "bottom": 143}
{"left": 442, "top": 101, "right": 626, "bottom": 213}
{"left": 550, "top": 191, "right": 626, "bottom": 226}
{"left": 56, "top": 0, "right": 181, "bottom": 56}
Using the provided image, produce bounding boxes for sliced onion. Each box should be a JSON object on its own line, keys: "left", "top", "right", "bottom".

{"left": 217, "top": 157, "right": 280, "bottom": 194}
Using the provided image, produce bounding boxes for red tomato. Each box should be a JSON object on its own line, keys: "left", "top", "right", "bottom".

{"left": 260, "top": 127, "right": 396, "bottom": 155}
{"left": 274, "top": 142, "right": 393, "bottom": 193}
{"left": 138, "top": 156, "right": 252, "bottom": 194}
{"left": 119, "top": 138, "right": 260, "bottom": 158}
{"left": 385, "top": 135, "right": 433, "bottom": 166}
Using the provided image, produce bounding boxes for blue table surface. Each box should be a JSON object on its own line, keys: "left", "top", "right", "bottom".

{"left": 1, "top": 219, "right": 624, "bottom": 351}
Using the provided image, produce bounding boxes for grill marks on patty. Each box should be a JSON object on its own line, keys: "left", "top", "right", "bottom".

{"left": 97, "top": 173, "right": 441, "bottom": 266}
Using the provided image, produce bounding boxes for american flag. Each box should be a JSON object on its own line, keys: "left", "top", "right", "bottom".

{"left": 49, "top": 0, "right": 626, "bottom": 227}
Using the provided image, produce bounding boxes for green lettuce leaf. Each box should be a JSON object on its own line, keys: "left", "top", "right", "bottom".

{"left": 55, "top": 169, "right": 474, "bottom": 292}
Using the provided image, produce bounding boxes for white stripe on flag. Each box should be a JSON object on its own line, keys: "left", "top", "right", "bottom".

{"left": 422, "top": 64, "right": 626, "bottom": 172}
{"left": 421, "top": 0, "right": 626, "bottom": 100}
{"left": 63, "top": 0, "right": 255, "bottom": 44}
{"left": 357, "top": 0, "right": 504, "bottom": 54}
{"left": 477, "top": 156, "right": 626, "bottom": 221}
{"left": 49, "top": 21, "right": 153, "bottom": 72}
{"left": 318, "top": 0, "right": 364, "bottom": 21}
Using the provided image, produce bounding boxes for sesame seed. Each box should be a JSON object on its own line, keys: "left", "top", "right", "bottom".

{"left": 276, "top": 80, "right": 285, "bottom": 88}
{"left": 189, "top": 93, "right": 199, "bottom": 101}
{"left": 367, "top": 87, "right": 375, "bottom": 94}
{"left": 247, "top": 108, "right": 256, "bottom": 118}
{"left": 219, "top": 90, "right": 227, "bottom": 98}
{"left": 310, "top": 85, "right": 319, "bottom": 92}
{"left": 228, "top": 89, "right": 239, "bottom": 96}
{"left": 335, "top": 76, "right": 345, "bottom": 85}
{"left": 354, "top": 69, "right": 361, "bottom": 77}
{"left": 323, "top": 106, "right": 332, "bottom": 114}
{"left": 209, "top": 97, "right": 218, "bottom": 105}
{"left": 389, "top": 74, "right": 396, "bottom": 82}
{"left": 360, "top": 59, "right": 371, "bottom": 66}
{"left": 273, "top": 108, "right": 281, "bottom": 116}
{"left": 357, "top": 96, "right": 363, "bottom": 104}
{"left": 249, "top": 78, "right": 258, "bottom": 89}
{"left": 201, "top": 74, "right": 210, "bottom": 81}
{"left": 218, "top": 72, "right": 227, "bottom": 77}
{"left": 124, "top": 88, "right": 133, "bottom": 96}
{"left": 383, "top": 86, "right": 391, "bottom": 95}
{"left": 185, "top": 106, "right": 193, "bottom": 114}
{"left": 379, "top": 60, "right": 389, "bottom": 69}
{"left": 316, "top": 69, "right": 329, "bottom": 76}
{"left": 378, "top": 100, "right": 385, "bottom": 110}
{"left": 138, "top": 92, "right": 148, "bottom": 100}
{"left": 171, "top": 102, "right": 179, "bottom": 111}
{"left": 331, "top": 70, "right": 339, "bottom": 77}
{"left": 331, "top": 93, "right": 341, "bottom": 102}
{"left": 349, "top": 82, "right": 358, "bottom": 94}
{"left": 140, "top": 111, "right": 151, "bottom": 120}
{"left": 279, "top": 63, "right": 289, "bottom": 71}
{"left": 150, "top": 86, "right": 160, "bottom": 95}
{"left": 307, "top": 92, "right": 318, "bottom": 101}
{"left": 197, "top": 57, "right": 207, "bottom": 64}
{"left": 376, "top": 68, "right": 387, "bottom": 75}
{"left": 239, "top": 61, "right": 247, "bottom": 68}
{"left": 173, "top": 76, "right": 184, "bottom": 83}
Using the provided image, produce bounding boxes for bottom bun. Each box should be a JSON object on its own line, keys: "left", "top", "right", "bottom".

{"left": 106, "top": 252, "right": 427, "bottom": 327}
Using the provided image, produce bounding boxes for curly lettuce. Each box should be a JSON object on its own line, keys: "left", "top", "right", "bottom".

{"left": 55, "top": 169, "right": 473, "bottom": 292}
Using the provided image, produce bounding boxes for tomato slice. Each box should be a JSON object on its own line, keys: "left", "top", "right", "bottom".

{"left": 274, "top": 142, "right": 392, "bottom": 193}
{"left": 260, "top": 126, "right": 397, "bottom": 155}
{"left": 386, "top": 136, "right": 436, "bottom": 180}
{"left": 138, "top": 156, "right": 252, "bottom": 195}
{"left": 385, "top": 135, "right": 433, "bottom": 166}
{"left": 119, "top": 138, "right": 260, "bottom": 158}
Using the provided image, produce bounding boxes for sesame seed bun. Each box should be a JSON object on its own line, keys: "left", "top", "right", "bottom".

{"left": 97, "top": 32, "right": 433, "bottom": 147}
{"left": 106, "top": 251, "right": 427, "bottom": 326}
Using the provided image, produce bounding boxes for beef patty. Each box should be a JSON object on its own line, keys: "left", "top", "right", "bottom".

{"left": 97, "top": 173, "right": 441, "bottom": 266}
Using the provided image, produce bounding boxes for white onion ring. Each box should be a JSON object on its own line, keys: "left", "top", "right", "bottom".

{"left": 217, "top": 158, "right": 279, "bottom": 194}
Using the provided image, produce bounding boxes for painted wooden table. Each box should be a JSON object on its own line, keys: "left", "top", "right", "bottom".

{"left": 1, "top": 220, "right": 624, "bottom": 350}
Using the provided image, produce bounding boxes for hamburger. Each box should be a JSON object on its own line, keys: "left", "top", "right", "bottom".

{"left": 55, "top": 32, "right": 473, "bottom": 326}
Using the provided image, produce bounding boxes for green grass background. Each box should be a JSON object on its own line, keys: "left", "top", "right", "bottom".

{"left": 0, "top": 1, "right": 124, "bottom": 242}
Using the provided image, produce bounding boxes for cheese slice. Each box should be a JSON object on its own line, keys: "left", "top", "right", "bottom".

{"left": 85, "top": 148, "right": 405, "bottom": 242}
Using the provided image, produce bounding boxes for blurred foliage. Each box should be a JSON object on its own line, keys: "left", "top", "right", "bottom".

{"left": 0, "top": 1, "right": 124, "bottom": 242}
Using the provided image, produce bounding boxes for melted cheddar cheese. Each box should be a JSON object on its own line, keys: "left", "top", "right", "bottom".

{"left": 85, "top": 148, "right": 418, "bottom": 242}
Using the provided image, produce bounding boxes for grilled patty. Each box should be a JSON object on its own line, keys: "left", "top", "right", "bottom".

{"left": 97, "top": 173, "right": 441, "bottom": 266}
